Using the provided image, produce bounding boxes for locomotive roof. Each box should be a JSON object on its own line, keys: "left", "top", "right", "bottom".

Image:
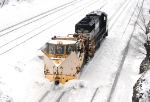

{"left": 86, "top": 10, "right": 107, "bottom": 17}
{"left": 76, "top": 10, "right": 107, "bottom": 25}
{"left": 48, "top": 40, "right": 77, "bottom": 45}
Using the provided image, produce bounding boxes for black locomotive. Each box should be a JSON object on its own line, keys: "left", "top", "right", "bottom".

{"left": 75, "top": 10, "right": 108, "bottom": 58}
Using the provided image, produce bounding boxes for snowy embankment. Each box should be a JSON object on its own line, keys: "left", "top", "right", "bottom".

{"left": 132, "top": 0, "right": 150, "bottom": 101}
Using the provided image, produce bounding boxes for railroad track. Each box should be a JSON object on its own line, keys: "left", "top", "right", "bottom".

{"left": 0, "top": 0, "right": 108, "bottom": 56}
{"left": 60, "top": 87, "right": 99, "bottom": 102}
{"left": 108, "top": 0, "right": 132, "bottom": 30}
{"left": 0, "top": 0, "right": 79, "bottom": 35}
{"left": 40, "top": 90, "right": 66, "bottom": 102}
{"left": 39, "top": 86, "right": 99, "bottom": 102}
{"left": 107, "top": 0, "right": 145, "bottom": 101}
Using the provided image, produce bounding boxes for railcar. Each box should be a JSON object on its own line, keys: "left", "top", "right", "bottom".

{"left": 41, "top": 10, "right": 108, "bottom": 85}
{"left": 75, "top": 10, "right": 108, "bottom": 57}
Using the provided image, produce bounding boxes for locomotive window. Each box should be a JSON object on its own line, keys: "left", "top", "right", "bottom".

{"left": 104, "top": 16, "right": 106, "bottom": 21}
{"left": 56, "top": 45, "right": 64, "bottom": 54}
{"left": 49, "top": 44, "right": 55, "bottom": 54}
{"left": 66, "top": 45, "right": 75, "bottom": 54}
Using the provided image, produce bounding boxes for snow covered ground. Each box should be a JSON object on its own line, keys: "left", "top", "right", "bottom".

{"left": 0, "top": 0, "right": 149, "bottom": 102}
{"left": 111, "top": 0, "right": 150, "bottom": 101}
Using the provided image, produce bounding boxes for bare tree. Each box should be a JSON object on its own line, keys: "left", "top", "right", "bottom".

{"left": 0, "top": 0, "right": 9, "bottom": 8}
{"left": 132, "top": 4, "right": 150, "bottom": 57}
{"left": 132, "top": 4, "right": 150, "bottom": 101}
{"left": 129, "top": 2, "right": 150, "bottom": 75}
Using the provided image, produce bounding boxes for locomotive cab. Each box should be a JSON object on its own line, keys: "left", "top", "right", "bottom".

{"left": 42, "top": 39, "right": 85, "bottom": 85}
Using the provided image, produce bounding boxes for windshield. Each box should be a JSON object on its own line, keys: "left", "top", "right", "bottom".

{"left": 49, "top": 44, "right": 55, "bottom": 54}
{"left": 56, "top": 45, "right": 64, "bottom": 54}
{"left": 49, "top": 44, "right": 76, "bottom": 55}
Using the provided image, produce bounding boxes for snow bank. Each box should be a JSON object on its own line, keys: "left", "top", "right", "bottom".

{"left": 133, "top": 69, "right": 150, "bottom": 102}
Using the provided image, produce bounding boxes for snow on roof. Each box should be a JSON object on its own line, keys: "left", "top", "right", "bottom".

{"left": 48, "top": 40, "right": 77, "bottom": 45}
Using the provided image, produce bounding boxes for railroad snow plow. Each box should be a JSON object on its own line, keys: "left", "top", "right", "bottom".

{"left": 42, "top": 34, "right": 88, "bottom": 85}
{"left": 41, "top": 10, "right": 108, "bottom": 85}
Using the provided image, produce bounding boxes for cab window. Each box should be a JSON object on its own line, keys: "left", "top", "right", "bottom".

{"left": 66, "top": 45, "right": 75, "bottom": 54}
{"left": 49, "top": 44, "right": 55, "bottom": 54}
{"left": 56, "top": 45, "right": 64, "bottom": 54}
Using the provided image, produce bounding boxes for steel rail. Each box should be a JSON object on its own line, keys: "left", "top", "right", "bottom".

{"left": 0, "top": 0, "right": 80, "bottom": 37}
{"left": 121, "top": 0, "right": 143, "bottom": 38}
{"left": 108, "top": 0, "right": 132, "bottom": 30}
{"left": 56, "top": 91, "right": 66, "bottom": 102}
{"left": 0, "top": 0, "right": 78, "bottom": 34}
{"left": 91, "top": 87, "right": 99, "bottom": 102}
{"left": 108, "top": 0, "right": 127, "bottom": 22}
{"left": 38, "top": 91, "right": 50, "bottom": 102}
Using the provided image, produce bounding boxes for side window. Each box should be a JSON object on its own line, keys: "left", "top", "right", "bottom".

{"left": 104, "top": 16, "right": 106, "bottom": 21}
{"left": 49, "top": 44, "right": 55, "bottom": 54}
{"left": 66, "top": 45, "right": 75, "bottom": 54}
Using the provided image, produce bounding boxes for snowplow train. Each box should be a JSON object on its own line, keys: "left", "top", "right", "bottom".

{"left": 41, "top": 10, "right": 108, "bottom": 85}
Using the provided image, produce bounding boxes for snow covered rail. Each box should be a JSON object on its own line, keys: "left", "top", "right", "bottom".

{"left": 108, "top": 0, "right": 132, "bottom": 30}
{"left": 38, "top": 84, "right": 100, "bottom": 102}
{"left": 90, "top": 87, "right": 99, "bottom": 102}
{"left": 38, "top": 89, "right": 67, "bottom": 102}
{"left": 56, "top": 91, "right": 66, "bottom": 102}
{"left": 38, "top": 91, "right": 50, "bottom": 102}
{"left": 85, "top": 0, "right": 133, "bottom": 44}
{"left": 0, "top": 0, "right": 79, "bottom": 36}
{"left": 107, "top": 0, "right": 144, "bottom": 101}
